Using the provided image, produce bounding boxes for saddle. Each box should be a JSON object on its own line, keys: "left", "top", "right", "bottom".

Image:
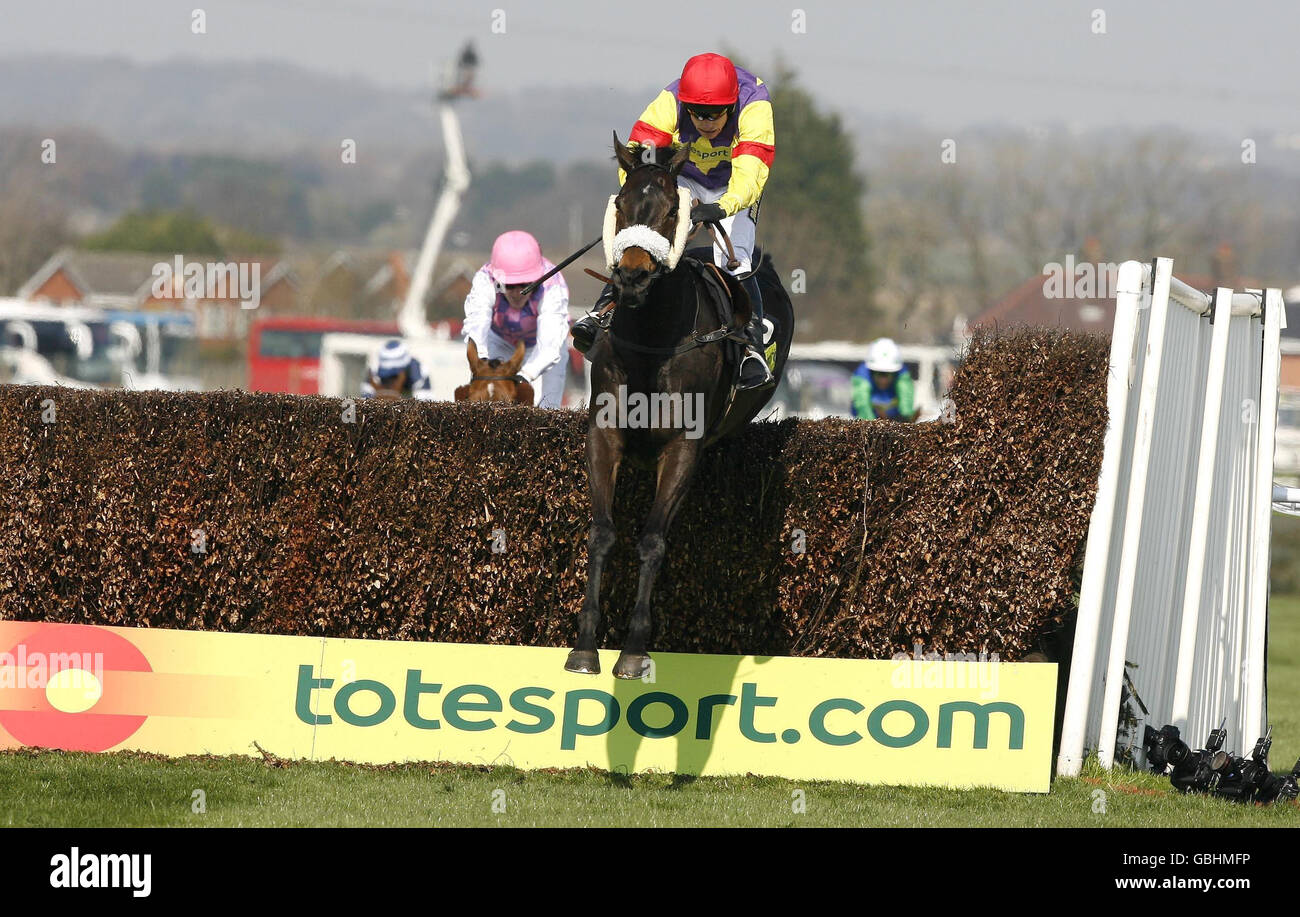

{"left": 679, "top": 245, "right": 758, "bottom": 379}
{"left": 592, "top": 246, "right": 775, "bottom": 399}
{"left": 590, "top": 247, "right": 786, "bottom": 448}
{"left": 679, "top": 248, "right": 781, "bottom": 444}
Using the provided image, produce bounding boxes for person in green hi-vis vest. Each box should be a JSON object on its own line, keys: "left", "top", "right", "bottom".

{"left": 852, "top": 337, "right": 916, "bottom": 421}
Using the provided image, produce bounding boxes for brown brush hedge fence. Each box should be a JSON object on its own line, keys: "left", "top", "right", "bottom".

{"left": 0, "top": 328, "right": 1109, "bottom": 661}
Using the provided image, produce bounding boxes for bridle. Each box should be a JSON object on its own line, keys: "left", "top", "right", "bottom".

{"left": 606, "top": 161, "right": 741, "bottom": 279}
{"left": 470, "top": 367, "right": 522, "bottom": 382}
{"left": 603, "top": 162, "right": 692, "bottom": 284}
{"left": 516, "top": 157, "right": 739, "bottom": 300}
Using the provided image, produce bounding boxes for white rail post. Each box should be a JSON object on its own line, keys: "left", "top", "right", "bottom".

{"left": 1096, "top": 257, "right": 1174, "bottom": 769}
{"left": 1243, "top": 287, "right": 1283, "bottom": 737}
{"left": 1168, "top": 287, "right": 1234, "bottom": 729}
{"left": 1056, "top": 259, "right": 1144, "bottom": 777}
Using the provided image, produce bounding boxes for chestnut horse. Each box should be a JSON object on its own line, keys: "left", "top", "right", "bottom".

{"left": 453, "top": 339, "right": 534, "bottom": 404}
{"left": 565, "top": 136, "right": 793, "bottom": 678}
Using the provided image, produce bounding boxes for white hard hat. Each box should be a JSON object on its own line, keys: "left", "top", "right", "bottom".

{"left": 865, "top": 338, "right": 903, "bottom": 373}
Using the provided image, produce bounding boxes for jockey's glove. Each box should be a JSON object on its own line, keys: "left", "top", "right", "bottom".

{"left": 690, "top": 202, "right": 726, "bottom": 224}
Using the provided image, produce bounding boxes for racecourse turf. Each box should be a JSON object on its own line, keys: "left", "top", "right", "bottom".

{"left": 2, "top": 596, "right": 1298, "bottom": 828}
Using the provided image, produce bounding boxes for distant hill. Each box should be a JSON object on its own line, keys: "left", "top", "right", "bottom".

{"left": 0, "top": 55, "right": 657, "bottom": 163}
{"left": 3, "top": 53, "right": 1292, "bottom": 174}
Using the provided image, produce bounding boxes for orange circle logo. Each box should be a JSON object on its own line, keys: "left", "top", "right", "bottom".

{"left": 0, "top": 625, "right": 151, "bottom": 751}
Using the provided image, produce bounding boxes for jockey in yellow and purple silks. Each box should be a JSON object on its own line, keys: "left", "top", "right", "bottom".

{"left": 572, "top": 52, "right": 776, "bottom": 390}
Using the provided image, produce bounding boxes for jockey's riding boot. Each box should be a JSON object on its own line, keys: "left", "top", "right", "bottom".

{"left": 736, "top": 273, "right": 773, "bottom": 391}
{"left": 572, "top": 283, "right": 615, "bottom": 355}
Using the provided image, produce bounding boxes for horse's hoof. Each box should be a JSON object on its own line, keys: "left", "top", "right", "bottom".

{"left": 613, "top": 653, "right": 651, "bottom": 680}
{"left": 565, "top": 650, "right": 600, "bottom": 675}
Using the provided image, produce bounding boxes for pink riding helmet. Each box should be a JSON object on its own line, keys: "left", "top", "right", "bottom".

{"left": 489, "top": 231, "right": 546, "bottom": 285}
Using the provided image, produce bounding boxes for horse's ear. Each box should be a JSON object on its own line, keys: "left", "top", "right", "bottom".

{"left": 466, "top": 339, "right": 485, "bottom": 373}
{"left": 668, "top": 143, "right": 691, "bottom": 175}
{"left": 504, "top": 340, "right": 526, "bottom": 375}
{"left": 613, "top": 131, "right": 639, "bottom": 174}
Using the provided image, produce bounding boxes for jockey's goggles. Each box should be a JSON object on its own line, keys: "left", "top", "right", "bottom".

{"left": 686, "top": 105, "right": 729, "bottom": 122}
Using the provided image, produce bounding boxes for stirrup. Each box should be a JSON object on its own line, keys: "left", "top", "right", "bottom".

{"left": 736, "top": 349, "right": 774, "bottom": 391}
{"left": 583, "top": 302, "right": 615, "bottom": 331}
{"left": 573, "top": 307, "right": 613, "bottom": 352}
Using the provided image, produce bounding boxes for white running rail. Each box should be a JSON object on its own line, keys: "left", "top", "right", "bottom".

{"left": 1057, "top": 258, "right": 1284, "bottom": 775}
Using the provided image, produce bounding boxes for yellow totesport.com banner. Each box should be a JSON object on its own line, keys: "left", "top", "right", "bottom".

{"left": 0, "top": 622, "right": 1057, "bottom": 791}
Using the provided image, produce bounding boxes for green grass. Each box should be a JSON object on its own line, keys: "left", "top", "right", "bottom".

{"left": 1267, "top": 595, "right": 1300, "bottom": 770}
{"left": 0, "top": 750, "right": 1296, "bottom": 827}
{"left": 2, "top": 597, "right": 1298, "bottom": 827}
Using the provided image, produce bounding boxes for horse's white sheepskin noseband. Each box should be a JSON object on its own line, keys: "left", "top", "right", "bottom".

{"left": 603, "top": 187, "right": 692, "bottom": 271}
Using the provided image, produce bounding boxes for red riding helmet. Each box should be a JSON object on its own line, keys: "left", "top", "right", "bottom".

{"left": 678, "top": 53, "right": 739, "bottom": 107}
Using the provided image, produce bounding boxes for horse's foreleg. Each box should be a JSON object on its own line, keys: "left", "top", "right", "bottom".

{"left": 614, "top": 436, "right": 700, "bottom": 679}
{"left": 566, "top": 427, "right": 623, "bottom": 674}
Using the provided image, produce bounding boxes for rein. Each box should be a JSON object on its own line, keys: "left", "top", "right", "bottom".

{"left": 539, "top": 152, "right": 746, "bottom": 357}
{"left": 518, "top": 235, "right": 602, "bottom": 299}
{"left": 703, "top": 220, "right": 740, "bottom": 271}
{"left": 531, "top": 151, "right": 741, "bottom": 297}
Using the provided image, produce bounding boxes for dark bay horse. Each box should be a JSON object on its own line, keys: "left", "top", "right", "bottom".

{"left": 565, "top": 135, "right": 793, "bottom": 678}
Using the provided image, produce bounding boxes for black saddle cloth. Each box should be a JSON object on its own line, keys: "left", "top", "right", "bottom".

{"left": 681, "top": 246, "right": 755, "bottom": 332}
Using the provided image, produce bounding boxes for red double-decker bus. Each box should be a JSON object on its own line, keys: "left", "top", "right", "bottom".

{"left": 248, "top": 316, "right": 463, "bottom": 394}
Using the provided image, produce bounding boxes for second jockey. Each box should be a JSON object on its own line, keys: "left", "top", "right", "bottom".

{"left": 852, "top": 338, "right": 916, "bottom": 422}
{"left": 572, "top": 51, "right": 776, "bottom": 391}
{"left": 360, "top": 339, "right": 435, "bottom": 400}
{"left": 462, "top": 230, "right": 571, "bottom": 409}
